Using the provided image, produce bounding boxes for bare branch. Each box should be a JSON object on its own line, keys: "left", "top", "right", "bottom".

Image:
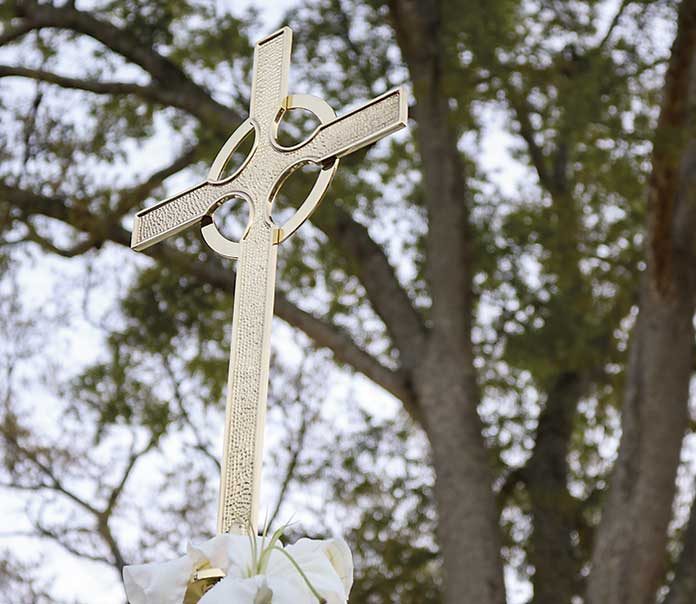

{"left": 32, "top": 522, "right": 113, "bottom": 566}
{"left": 21, "top": 220, "right": 100, "bottom": 257}
{"left": 505, "top": 87, "right": 551, "bottom": 191}
{"left": 267, "top": 411, "right": 308, "bottom": 529}
{"left": 0, "top": 420, "right": 102, "bottom": 517}
{"left": 314, "top": 205, "right": 426, "bottom": 372}
{"left": 268, "top": 357, "right": 318, "bottom": 528}
{"left": 0, "top": 18, "right": 39, "bottom": 46}
{"left": 103, "top": 436, "right": 156, "bottom": 518}
{"left": 163, "top": 356, "right": 221, "bottom": 472}
{"left": 114, "top": 145, "right": 202, "bottom": 216}
{"left": 0, "top": 183, "right": 418, "bottom": 418}
{"left": 595, "top": 0, "right": 632, "bottom": 53}
{"left": 275, "top": 293, "right": 419, "bottom": 418}
{"left": 0, "top": 64, "right": 159, "bottom": 96}
{"left": 96, "top": 515, "right": 127, "bottom": 572}
{"left": 13, "top": 0, "right": 240, "bottom": 133}
{"left": 0, "top": 63, "right": 236, "bottom": 129}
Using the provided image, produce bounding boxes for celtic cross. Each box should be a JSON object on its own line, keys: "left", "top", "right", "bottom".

{"left": 131, "top": 27, "right": 407, "bottom": 535}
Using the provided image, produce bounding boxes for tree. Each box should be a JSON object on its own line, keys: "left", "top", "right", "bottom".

{"left": 1, "top": 0, "right": 695, "bottom": 603}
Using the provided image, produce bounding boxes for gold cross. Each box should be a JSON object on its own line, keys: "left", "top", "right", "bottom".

{"left": 131, "top": 27, "right": 407, "bottom": 535}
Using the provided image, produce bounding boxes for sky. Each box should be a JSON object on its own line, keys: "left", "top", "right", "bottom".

{"left": 2, "top": 2, "right": 426, "bottom": 602}
{"left": 0, "top": 4, "right": 530, "bottom": 601}
{"left": 1, "top": 2, "right": 689, "bottom": 604}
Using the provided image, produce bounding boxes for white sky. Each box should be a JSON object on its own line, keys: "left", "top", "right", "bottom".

{"left": 1, "top": 2, "right": 689, "bottom": 604}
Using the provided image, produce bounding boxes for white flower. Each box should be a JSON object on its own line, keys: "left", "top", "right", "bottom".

{"left": 123, "top": 532, "right": 353, "bottom": 604}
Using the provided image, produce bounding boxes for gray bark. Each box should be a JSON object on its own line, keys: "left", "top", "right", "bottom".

{"left": 387, "top": 1, "right": 506, "bottom": 602}
{"left": 587, "top": 2, "right": 696, "bottom": 602}
{"left": 6, "top": 2, "right": 696, "bottom": 603}
{"left": 527, "top": 372, "right": 586, "bottom": 604}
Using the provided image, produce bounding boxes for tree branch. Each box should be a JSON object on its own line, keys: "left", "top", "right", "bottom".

{"left": 525, "top": 371, "right": 587, "bottom": 604}
{"left": 2, "top": 416, "right": 141, "bottom": 572}
{"left": 0, "top": 18, "right": 39, "bottom": 46}
{"left": 314, "top": 205, "right": 426, "bottom": 371}
{"left": 268, "top": 359, "right": 316, "bottom": 529}
{"left": 0, "top": 183, "right": 418, "bottom": 419}
{"left": 20, "top": 219, "right": 99, "bottom": 257}
{"left": 33, "top": 522, "right": 113, "bottom": 566}
{"left": 114, "top": 145, "right": 202, "bottom": 216}
{"left": 163, "top": 356, "right": 221, "bottom": 472}
{"left": 12, "top": 0, "right": 241, "bottom": 133}
{"left": 647, "top": 0, "right": 696, "bottom": 294}
{"left": 4, "top": 142, "right": 198, "bottom": 257}
{"left": 505, "top": 87, "right": 552, "bottom": 191}
{"left": 0, "top": 62, "right": 239, "bottom": 130}
{"left": 388, "top": 0, "right": 475, "bottom": 338}
{"left": 0, "top": 420, "right": 102, "bottom": 517}
{"left": 595, "top": 0, "right": 632, "bottom": 53}
{"left": 0, "top": 64, "right": 158, "bottom": 96}
{"left": 103, "top": 436, "right": 156, "bottom": 518}
{"left": 275, "top": 292, "right": 418, "bottom": 416}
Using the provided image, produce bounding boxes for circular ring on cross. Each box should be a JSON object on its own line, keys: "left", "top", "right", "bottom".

{"left": 200, "top": 94, "right": 339, "bottom": 259}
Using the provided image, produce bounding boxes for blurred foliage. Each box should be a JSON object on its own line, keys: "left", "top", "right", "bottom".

{"left": 0, "top": 0, "right": 690, "bottom": 603}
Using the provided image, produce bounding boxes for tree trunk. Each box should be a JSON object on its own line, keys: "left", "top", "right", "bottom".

{"left": 527, "top": 372, "right": 585, "bottom": 604}
{"left": 386, "top": 2, "right": 507, "bottom": 602}
{"left": 586, "top": 295, "right": 693, "bottom": 604}
{"left": 415, "top": 353, "right": 506, "bottom": 604}
{"left": 587, "top": 2, "right": 696, "bottom": 601}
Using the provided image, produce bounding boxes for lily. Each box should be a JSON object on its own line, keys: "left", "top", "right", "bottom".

{"left": 123, "top": 530, "right": 353, "bottom": 604}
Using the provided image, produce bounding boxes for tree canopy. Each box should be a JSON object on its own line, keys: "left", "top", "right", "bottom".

{"left": 1, "top": 1, "right": 695, "bottom": 603}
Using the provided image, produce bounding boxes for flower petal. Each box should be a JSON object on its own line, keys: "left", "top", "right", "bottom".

{"left": 123, "top": 534, "right": 354, "bottom": 604}
{"left": 325, "top": 538, "right": 353, "bottom": 593}
{"left": 199, "top": 575, "right": 265, "bottom": 604}
{"left": 123, "top": 554, "right": 194, "bottom": 604}
{"left": 265, "top": 575, "right": 315, "bottom": 604}
{"left": 187, "top": 533, "right": 254, "bottom": 579}
{"left": 272, "top": 537, "right": 353, "bottom": 603}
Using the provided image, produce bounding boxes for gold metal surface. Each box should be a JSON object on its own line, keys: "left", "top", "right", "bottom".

{"left": 130, "top": 26, "right": 408, "bottom": 537}
{"left": 182, "top": 565, "right": 226, "bottom": 604}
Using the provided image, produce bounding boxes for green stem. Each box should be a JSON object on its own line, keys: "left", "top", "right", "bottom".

{"left": 272, "top": 546, "right": 327, "bottom": 604}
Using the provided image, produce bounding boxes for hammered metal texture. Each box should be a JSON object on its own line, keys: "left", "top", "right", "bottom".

{"left": 217, "top": 30, "right": 289, "bottom": 533}
{"left": 218, "top": 218, "right": 276, "bottom": 534}
{"left": 133, "top": 181, "right": 223, "bottom": 249}
{"left": 250, "top": 31, "right": 288, "bottom": 125}
{"left": 132, "top": 87, "right": 404, "bottom": 251}
{"left": 301, "top": 89, "right": 403, "bottom": 162}
{"left": 129, "top": 26, "right": 408, "bottom": 536}
{"left": 131, "top": 86, "right": 406, "bottom": 251}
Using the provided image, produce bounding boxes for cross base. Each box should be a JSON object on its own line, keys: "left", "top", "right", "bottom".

{"left": 182, "top": 566, "right": 226, "bottom": 604}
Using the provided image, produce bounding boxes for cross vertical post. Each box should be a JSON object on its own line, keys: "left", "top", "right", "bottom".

{"left": 215, "top": 29, "right": 289, "bottom": 535}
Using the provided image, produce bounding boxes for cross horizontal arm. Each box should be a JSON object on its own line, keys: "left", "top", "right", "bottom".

{"left": 301, "top": 87, "right": 408, "bottom": 164}
{"left": 131, "top": 180, "right": 228, "bottom": 250}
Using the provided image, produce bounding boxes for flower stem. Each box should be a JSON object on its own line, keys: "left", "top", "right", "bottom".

{"left": 272, "top": 546, "right": 327, "bottom": 604}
